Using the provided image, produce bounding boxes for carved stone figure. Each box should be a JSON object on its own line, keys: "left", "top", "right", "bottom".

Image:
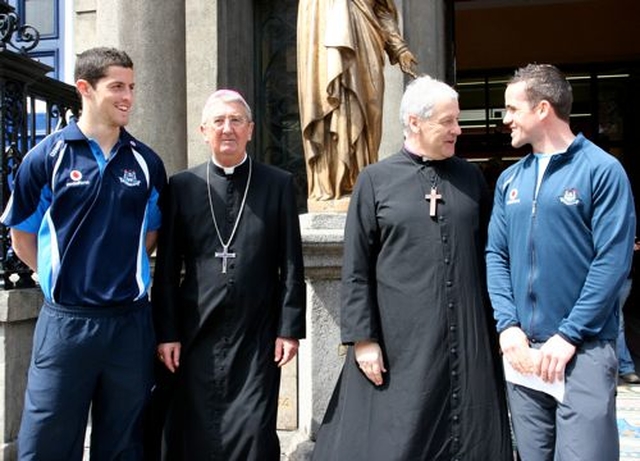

{"left": 297, "top": 0, "right": 417, "bottom": 205}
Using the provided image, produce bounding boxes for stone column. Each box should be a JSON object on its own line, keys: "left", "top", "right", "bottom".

{"left": 379, "top": 0, "right": 450, "bottom": 160}
{"left": 94, "top": 0, "right": 188, "bottom": 175}
{"left": 0, "top": 289, "right": 42, "bottom": 461}
{"left": 403, "top": 0, "right": 450, "bottom": 81}
{"left": 184, "top": 0, "right": 218, "bottom": 168}
{"left": 184, "top": 0, "right": 256, "bottom": 167}
{"left": 380, "top": 0, "right": 408, "bottom": 160}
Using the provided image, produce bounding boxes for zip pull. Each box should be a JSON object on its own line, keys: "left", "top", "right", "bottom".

{"left": 532, "top": 199, "right": 537, "bottom": 216}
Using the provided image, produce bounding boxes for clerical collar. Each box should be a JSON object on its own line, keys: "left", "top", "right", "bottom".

{"left": 403, "top": 148, "right": 439, "bottom": 165}
{"left": 212, "top": 154, "right": 248, "bottom": 175}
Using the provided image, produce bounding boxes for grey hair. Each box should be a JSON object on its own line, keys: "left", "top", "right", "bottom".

{"left": 399, "top": 75, "right": 458, "bottom": 135}
{"left": 201, "top": 89, "right": 253, "bottom": 125}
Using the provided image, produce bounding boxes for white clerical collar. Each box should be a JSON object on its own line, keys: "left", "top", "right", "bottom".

{"left": 212, "top": 154, "right": 248, "bottom": 175}
{"left": 404, "top": 146, "right": 437, "bottom": 163}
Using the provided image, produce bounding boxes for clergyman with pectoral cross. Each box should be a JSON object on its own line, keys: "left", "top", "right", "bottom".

{"left": 151, "top": 89, "right": 306, "bottom": 460}
{"left": 312, "top": 76, "right": 511, "bottom": 460}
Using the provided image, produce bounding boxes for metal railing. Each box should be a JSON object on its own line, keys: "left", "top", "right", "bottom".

{"left": 1, "top": 3, "right": 80, "bottom": 289}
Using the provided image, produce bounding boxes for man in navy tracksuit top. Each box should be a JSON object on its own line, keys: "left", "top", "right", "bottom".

{"left": 486, "top": 64, "right": 636, "bottom": 460}
{"left": 0, "top": 47, "right": 166, "bottom": 460}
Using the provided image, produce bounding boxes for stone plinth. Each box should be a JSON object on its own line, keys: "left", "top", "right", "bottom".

{"left": 297, "top": 213, "right": 346, "bottom": 443}
{"left": 306, "top": 198, "right": 351, "bottom": 214}
{"left": 0, "top": 289, "right": 42, "bottom": 461}
{"left": 277, "top": 356, "right": 298, "bottom": 430}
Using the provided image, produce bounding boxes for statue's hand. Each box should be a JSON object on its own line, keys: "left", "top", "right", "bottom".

{"left": 399, "top": 50, "right": 418, "bottom": 78}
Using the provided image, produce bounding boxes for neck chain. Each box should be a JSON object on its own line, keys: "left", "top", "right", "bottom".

{"left": 206, "top": 157, "right": 253, "bottom": 273}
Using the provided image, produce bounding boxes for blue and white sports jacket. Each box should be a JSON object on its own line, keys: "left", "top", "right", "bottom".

{"left": 486, "top": 134, "right": 636, "bottom": 345}
{"left": 1, "top": 120, "right": 167, "bottom": 307}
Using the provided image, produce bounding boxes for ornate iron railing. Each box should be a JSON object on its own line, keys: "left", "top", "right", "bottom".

{"left": 1, "top": 35, "right": 80, "bottom": 289}
{"left": 1, "top": 1, "right": 40, "bottom": 55}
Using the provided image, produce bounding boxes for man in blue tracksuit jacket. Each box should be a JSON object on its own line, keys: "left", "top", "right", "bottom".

{"left": 0, "top": 47, "right": 166, "bottom": 460}
{"left": 486, "top": 64, "right": 635, "bottom": 461}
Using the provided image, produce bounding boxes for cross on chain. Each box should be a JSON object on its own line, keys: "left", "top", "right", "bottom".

{"left": 215, "top": 245, "right": 236, "bottom": 274}
{"left": 425, "top": 187, "right": 443, "bottom": 217}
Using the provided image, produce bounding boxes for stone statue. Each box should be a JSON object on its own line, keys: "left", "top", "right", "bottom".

{"left": 297, "top": 0, "right": 417, "bottom": 206}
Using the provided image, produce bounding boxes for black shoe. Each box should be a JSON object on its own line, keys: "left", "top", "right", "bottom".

{"left": 620, "top": 372, "right": 640, "bottom": 384}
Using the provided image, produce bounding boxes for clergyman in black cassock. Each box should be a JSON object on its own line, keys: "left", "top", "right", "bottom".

{"left": 311, "top": 76, "right": 512, "bottom": 460}
{"left": 151, "top": 90, "right": 306, "bottom": 461}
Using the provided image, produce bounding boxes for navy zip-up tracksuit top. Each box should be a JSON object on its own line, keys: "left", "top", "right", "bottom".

{"left": 486, "top": 134, "right": 635, "bottom": 345}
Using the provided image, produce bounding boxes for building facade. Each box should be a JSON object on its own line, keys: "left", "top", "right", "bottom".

{"left": 2, "top": 0, "right": 639, "bottom": 457}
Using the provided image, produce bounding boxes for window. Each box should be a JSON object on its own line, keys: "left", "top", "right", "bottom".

{"left": 456, "top": 65, "right": 635, "bottom": 168}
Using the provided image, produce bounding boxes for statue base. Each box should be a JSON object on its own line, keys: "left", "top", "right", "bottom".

{"left": 307, "top": 196, "right": 350, "bottom": 213}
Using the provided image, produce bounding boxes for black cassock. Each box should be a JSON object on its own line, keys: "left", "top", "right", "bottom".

{"left": 152, "top": 158, "right": 305, "bottom": 461}
{"left": 312, "top": 149, "right": 512, "bottom": 461}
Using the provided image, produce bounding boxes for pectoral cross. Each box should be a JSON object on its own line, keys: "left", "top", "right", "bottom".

{"left": 425, "top": 187, "right": 443, "bottom": 217}
{"left": 215, "top": 245, "right": 236, "bottom": 274}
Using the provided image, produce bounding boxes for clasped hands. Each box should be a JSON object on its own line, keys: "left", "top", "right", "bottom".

{"left": 500, "top": 326, "right": 576, "bottom": 383}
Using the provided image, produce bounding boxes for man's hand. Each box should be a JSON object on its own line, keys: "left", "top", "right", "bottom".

{"left": 157, "top": 342, "right": 181, "bottom": 373}
{"left": 499, "top": 326, "right": 534, "bottom": 375}
{"left": 274, "top": 337, "right": 299, "bottom": 367}
{"left": 354, "top": 340, "right": 387, "bottom": 386}
{"left": 536, "top": 334, "right": 576, "bottom": 383}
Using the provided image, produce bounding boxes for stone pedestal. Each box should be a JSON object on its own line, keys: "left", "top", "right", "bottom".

{"left": 0, "top": 289, "right": 42, "bottom": 461}
{"left": 296, "top": 213, "right": 346, "bottom": 444}
{"left": 277, "top": 356, "right": 298, "bottom": 430}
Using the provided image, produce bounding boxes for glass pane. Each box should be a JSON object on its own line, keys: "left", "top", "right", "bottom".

{"left": 598, "top": 76, "right": 628, "bottom": 143}
{"left": 566, "top": 76, "right": 593, "bottom": 138}
{"left": 24, "top": 0, "right": 56, "bottom": 37}
{"left": 31, "top": 50, "right": 57, "bottom": 77}
{"left": 255, "top": 0, "right": 306, "bottom": 211}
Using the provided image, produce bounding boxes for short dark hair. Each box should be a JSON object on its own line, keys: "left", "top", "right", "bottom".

{"left": 509, "top": 64, "right": 573, "bottom": 123}
{"left": 74, "top": 47, "right": 134, "bottom": 87}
